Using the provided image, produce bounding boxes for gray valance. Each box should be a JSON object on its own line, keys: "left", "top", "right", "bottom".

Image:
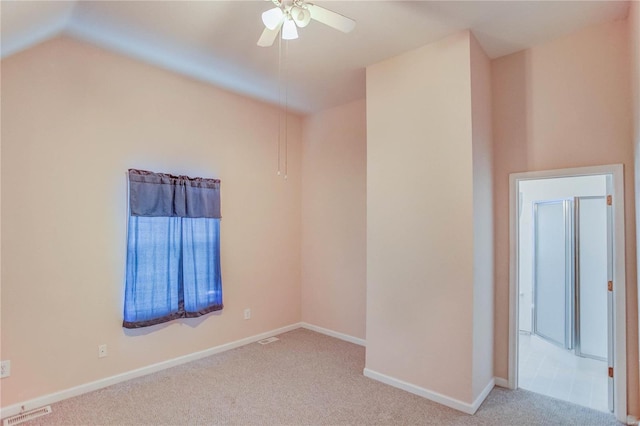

{"left": 128, "top": 169, "right": 221, "bottom": 218}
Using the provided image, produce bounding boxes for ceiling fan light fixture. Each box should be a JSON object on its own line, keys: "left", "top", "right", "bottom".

{"left": 282, "top": 18, "right": 298, "bottom": 40}
{"left": 262, "top": 7, "right": 284, "bottom": 30}
{"left": 291, "top": 6, "right": 311, "bottom": 28}
{"left": 256, "top": 1, "right": 355, "bottom": 47}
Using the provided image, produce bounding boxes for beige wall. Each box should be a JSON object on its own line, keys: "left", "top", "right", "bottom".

{"left": 632, "top": 1, "right": 640, "bottom": 159}
{"left": 301, "top": 99, "right": 367, "bottom": 339}
{"left": 0, "top": 62, "right": 3, "bottom": 399}
{"left": 470, "top": 34, "right": 494, "bottom": 400}
{"left": 0, "top": 36, "right": 302, "bottom": 407}
{"left": 492, "top": 19, "right": 638, "bottom": 413}
{"left": 366, "top": 31, "right": 478, "bottom": 403}
{"left": 631, "top": 1, "right": 640, "bottom": 417}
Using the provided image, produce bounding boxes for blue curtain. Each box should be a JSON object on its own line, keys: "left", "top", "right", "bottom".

{"left": 123, "top": 170, "right": 223, "bottom": 328}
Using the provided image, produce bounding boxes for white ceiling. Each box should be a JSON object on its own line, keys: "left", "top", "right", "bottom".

{"left": 0, "top": 1, "right": 631, "bottom": 114}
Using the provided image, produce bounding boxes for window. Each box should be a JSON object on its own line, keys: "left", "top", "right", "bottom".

{"left": 123, "top": 169, "right": 223, "bottom": 328}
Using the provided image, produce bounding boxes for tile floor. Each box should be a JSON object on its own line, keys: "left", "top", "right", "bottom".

{"left": 518, "top": 333, "right": 610, "bottom": 413}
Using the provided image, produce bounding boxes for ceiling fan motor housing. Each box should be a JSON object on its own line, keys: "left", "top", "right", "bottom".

{"left": 292, "top": 6, "right": 311, "bottom": 27}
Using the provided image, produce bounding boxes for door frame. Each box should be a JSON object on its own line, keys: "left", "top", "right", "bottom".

{"left": 508, "top": 164, "right": 626, "bottom": 422}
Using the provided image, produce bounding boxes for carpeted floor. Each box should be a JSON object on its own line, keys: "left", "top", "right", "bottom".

{"left": 23, "top": 328, "right": 619, "bottom": 425}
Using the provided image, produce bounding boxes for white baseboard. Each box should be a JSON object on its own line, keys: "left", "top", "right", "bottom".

{"left": 627, "top": 415, "right": 639, "bottom": 425}
{"left": 363, "top": 368, "right": 494, "bottom": 415}
{"left": 493, "top": 377, "right": 509, "bottom": 388}
{"left": 0, "top": 322, "right": 302, "bottom": 420}
{"left": 300, "top": 322, "right": 366, "bottom": 346}
{"left": 472, "top": 378, "right": 495, "bottom": 413}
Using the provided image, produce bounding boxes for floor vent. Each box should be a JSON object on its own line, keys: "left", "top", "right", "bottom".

{"left": 3, "top": 406, "right": 52, "bottom": 426}
{"left": 257, "top": 337, "right": 280, "bottom": 345}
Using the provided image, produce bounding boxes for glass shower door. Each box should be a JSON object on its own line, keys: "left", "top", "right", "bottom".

{"left": 575, "top": 196, "right": 608, "bottom": 361}
{"left": 533, "top": 200, "right": 574, "bottom": 349}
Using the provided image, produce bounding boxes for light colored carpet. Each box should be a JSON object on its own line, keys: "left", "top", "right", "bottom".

{"left": 24, "top": 328, "right": 619, "bottom": 425}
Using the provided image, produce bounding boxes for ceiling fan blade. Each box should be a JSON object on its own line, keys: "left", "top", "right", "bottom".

{"left": 307, "top": 3, "right": 355, "bottom": 33}
{"left": 257, "top": 21, "right": 283, "bottom": 47}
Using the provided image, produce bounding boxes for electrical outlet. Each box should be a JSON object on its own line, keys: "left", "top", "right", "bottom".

{"left": 244, "top": 308, "right": 251, "bottom": 320}
{"left": 98, "top": 344, "right": 108, "bottom": 358}
{"left": 1, "top": 360, "right": 11, "bottom": 378}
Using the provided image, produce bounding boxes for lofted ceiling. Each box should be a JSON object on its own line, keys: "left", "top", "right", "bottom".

{"left": 0, "top": 1, "right": 631, "bottom": 114}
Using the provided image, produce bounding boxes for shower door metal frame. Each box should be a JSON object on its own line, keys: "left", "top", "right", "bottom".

{"left": 532, "top": 199, "right": 575, "bottom": 350}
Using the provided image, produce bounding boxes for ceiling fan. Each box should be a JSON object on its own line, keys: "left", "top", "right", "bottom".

{"left": 257, "top": 0, "right": 356, "bottom": 47}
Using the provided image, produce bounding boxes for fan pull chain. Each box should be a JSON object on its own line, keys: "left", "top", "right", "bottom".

{"left": 277, "top": 34, "right": 282, "bottom": 176}
{"left": 284, "top": 40, "right": 289, "bottom": 180}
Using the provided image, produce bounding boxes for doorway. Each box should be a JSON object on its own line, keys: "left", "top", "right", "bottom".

{"left": 518, "top": 176, "right": 609, "bottom": 411}
{"left": 508, "top": 165, "right": 626, "bottom": 422}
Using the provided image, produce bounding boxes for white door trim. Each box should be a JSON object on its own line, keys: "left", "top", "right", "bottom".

{"left": 508, "top": 164, "right": 626, "bottom": 423}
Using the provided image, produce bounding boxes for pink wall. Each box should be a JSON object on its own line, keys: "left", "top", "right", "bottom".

{"left": 632, "top": 1, "right": 640, "bottom": 382}
{"left": 631, "top": 3, "right": 640, "bottom": 417}
{"left": 492, "top": 19, "right": 638, "bottom": 412}
{"left": 366, "top": 31, "right": 492, "bottom": 406}
{"left": 629, "top": 1, "right": 640, "bottom": 158}
{"left": 301, "top": 99, "right": 367, "bottom": 339}
{"left": 470, "top": 34, "right": 495, "bottom": 400}
{"left": 0, "top": 36, "right": 302, "bottom": 407}
{"left": 629, "top": 1, "right": 640, "bottom": 156}
{"left": 631, "top": 2, "right": 639, "bottom": 155}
